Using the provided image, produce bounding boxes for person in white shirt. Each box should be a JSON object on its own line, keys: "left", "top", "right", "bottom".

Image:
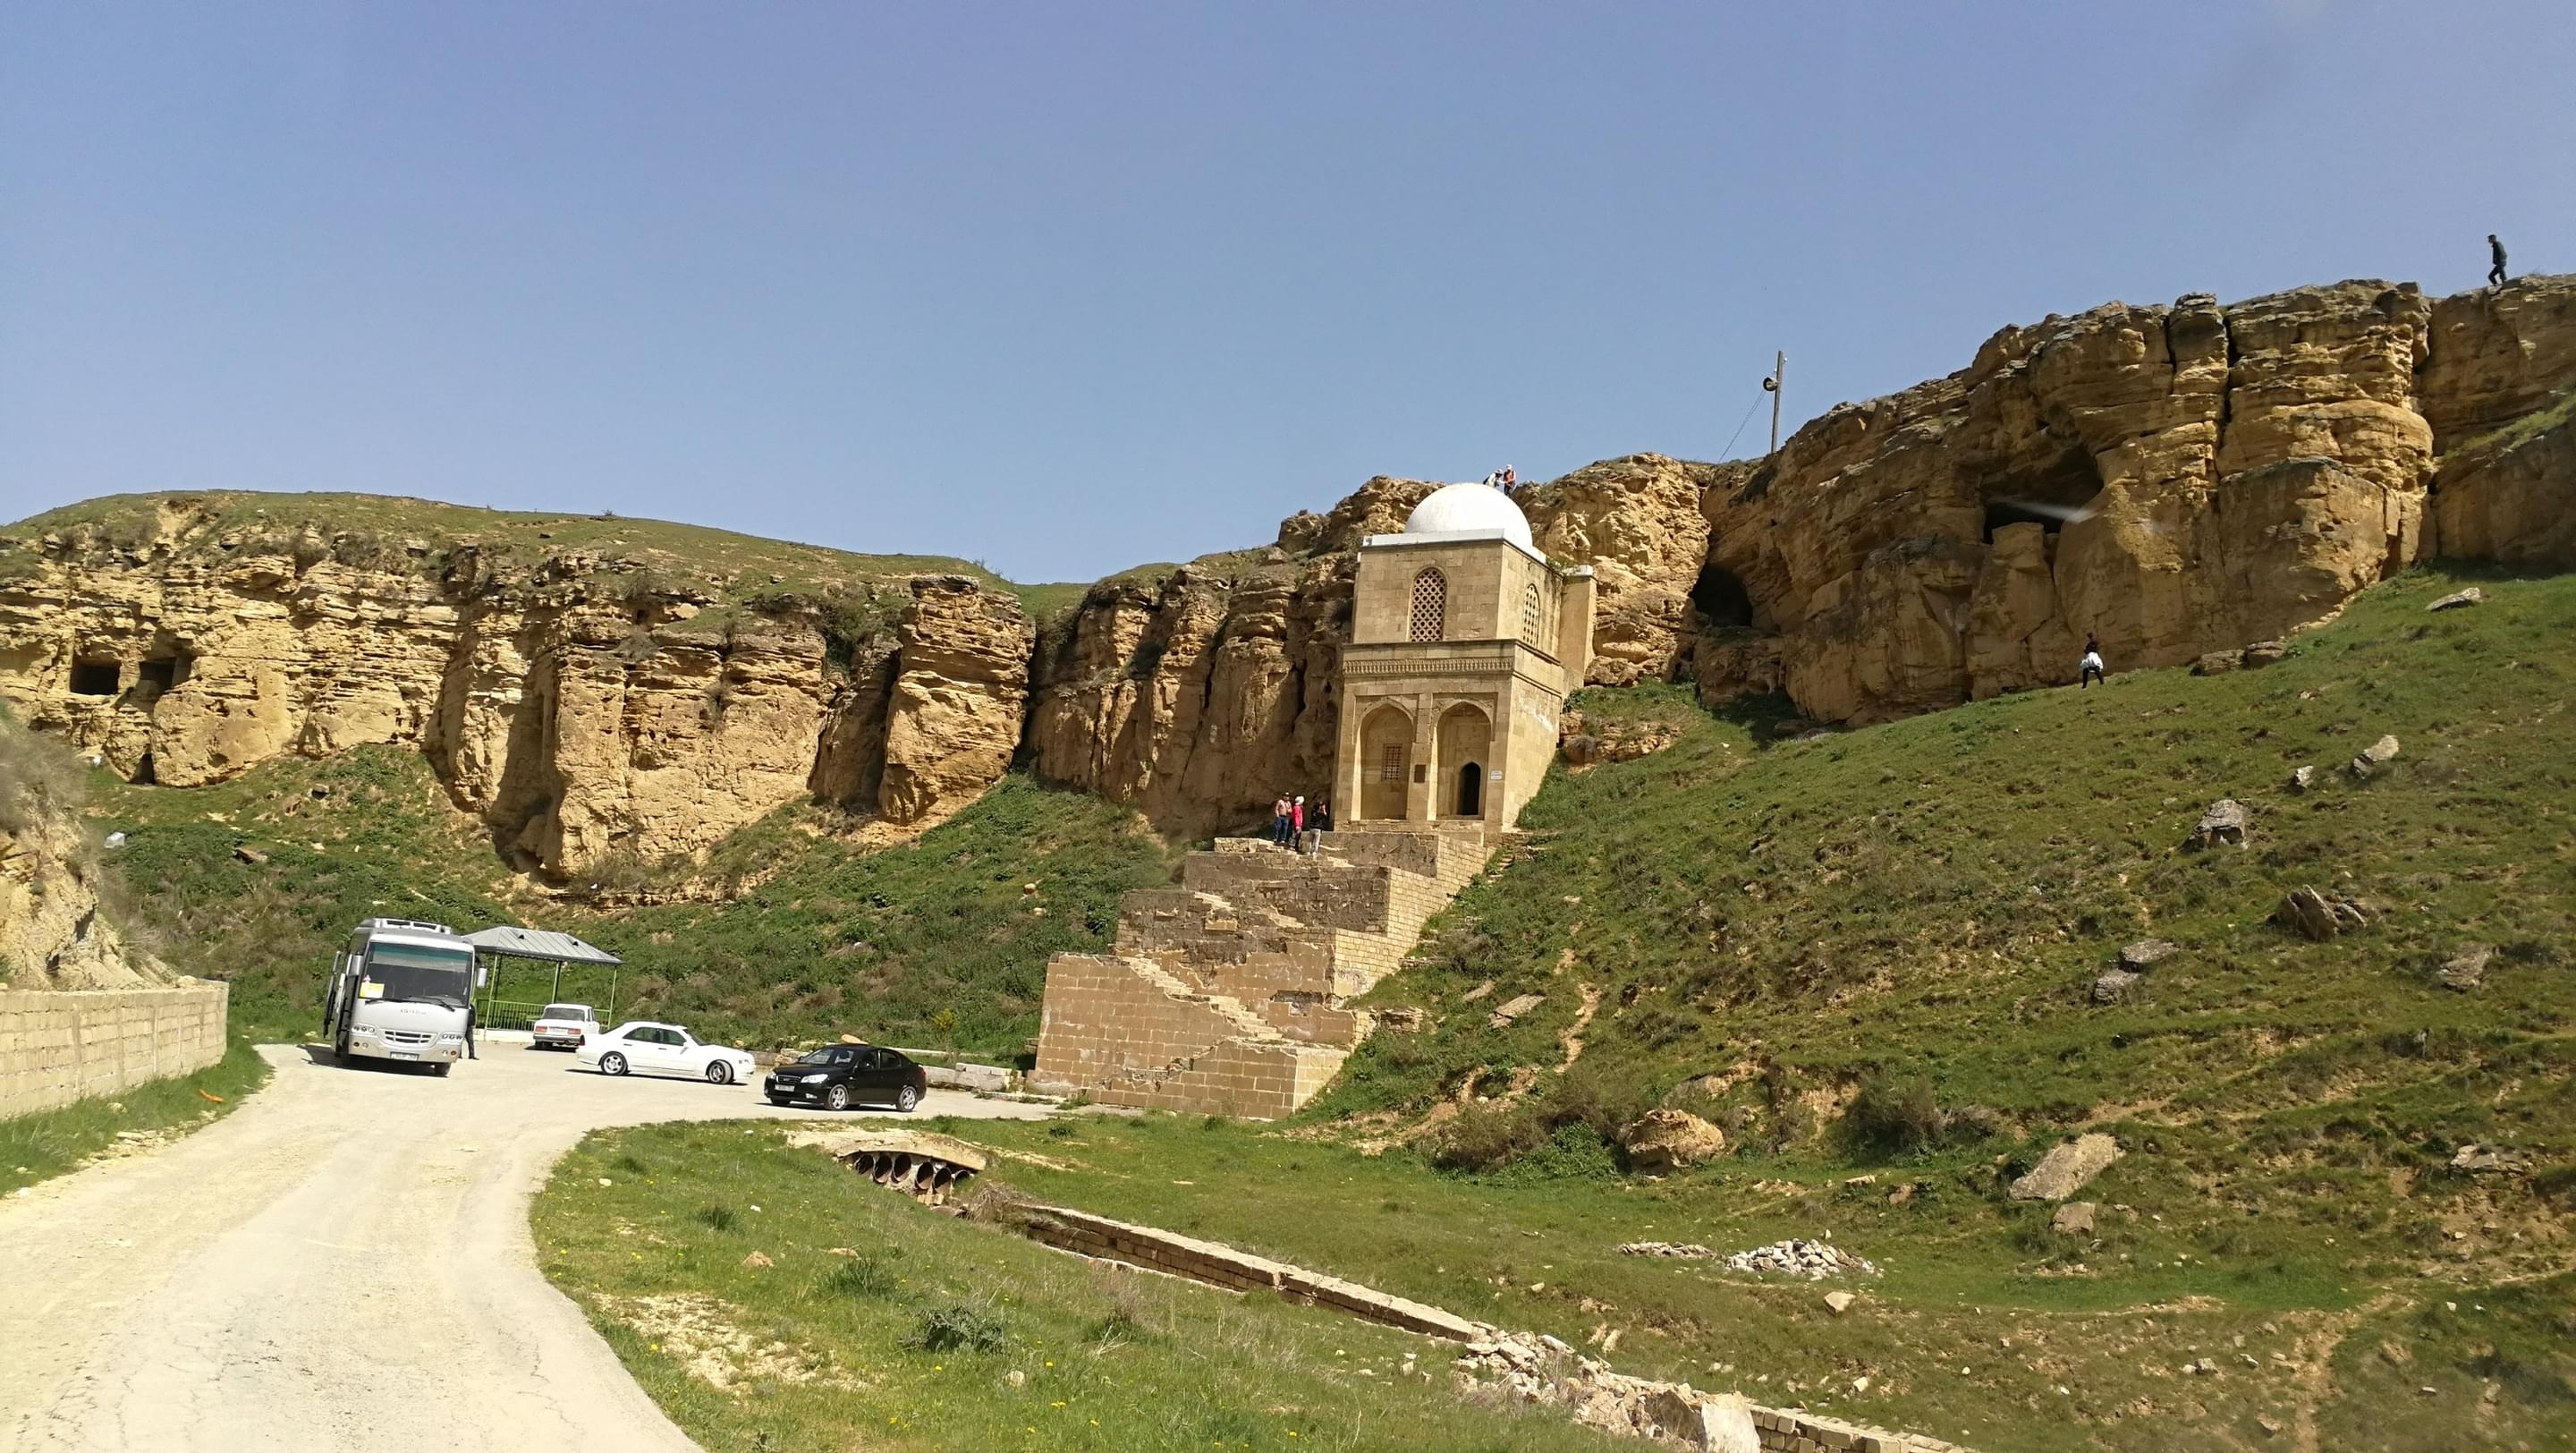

{"left": 2080, "top": 635, "right": 2106, "bottom": 688}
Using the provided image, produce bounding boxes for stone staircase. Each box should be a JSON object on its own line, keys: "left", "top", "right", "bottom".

{"left": 1032, "top": 823, "right": 1494, "bottom": 1119}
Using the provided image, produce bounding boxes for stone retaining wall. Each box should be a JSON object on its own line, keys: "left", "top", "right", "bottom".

{"left": 0, "top": 983, "right": 230, "bottom": 1119}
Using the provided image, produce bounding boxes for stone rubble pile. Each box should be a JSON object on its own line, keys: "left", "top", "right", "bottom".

{"left": 1451, "top": 1333, "right": 1970, "bottom": 1452}
{"left": 1614, "top": 1238, "right": 1880, "bottom": 1280}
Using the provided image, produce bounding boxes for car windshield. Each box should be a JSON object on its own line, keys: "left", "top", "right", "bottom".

{"left": 541, "top": 1005, "right": 592, "bottom": 1021}
{"left": 796, "top": 1048, "right": 853, "bottom": 1066}
{"left": 364, "top": 941, "right": 474, "bottom": 1008}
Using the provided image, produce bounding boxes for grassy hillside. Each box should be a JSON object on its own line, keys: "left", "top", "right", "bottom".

{"left": 0, "top": 489, "right": 1086, "bottom": 616}
{"left": 901, "top": 564, "right": 2576, "bottom": 1451}
{"left": 92, "top": 754, "right": 1178, "bottom": 1057}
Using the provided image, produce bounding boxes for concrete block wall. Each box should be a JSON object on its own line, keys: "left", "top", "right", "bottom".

{"left": 0, "top": 983, "right": 230, "bottom": 1119}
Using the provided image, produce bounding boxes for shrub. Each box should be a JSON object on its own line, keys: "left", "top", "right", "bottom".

{"left": 1426, "top": 1100, "right": 1547, "bottom": 1173}
{"left": 1844, "top": 1074, "right": 1945, "bottom": 1158}
{"left": 818, "top": 1253, "right": 899, "bottom": 1298}
{"left": 902, "top": 1303, "right": 1006, "bottom": 1355}
{"left": 693, "top": 1203, "right": 737, "bottom": 1232}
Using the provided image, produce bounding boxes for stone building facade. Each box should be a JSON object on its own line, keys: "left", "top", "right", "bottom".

{"left": 1335, "top": 482, "right": 1594, "bottom": 830}
{"left": 1031, "top": 483, "right": 1589, "bottom": 1118}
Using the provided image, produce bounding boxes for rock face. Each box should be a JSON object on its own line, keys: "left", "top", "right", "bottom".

{"left": 1699, "top": 274, "right": 2576, "bottom": 724}
{"left": 1520, "top": 455, "right": 1739, "bottom": 687}
{"left": 0, "top": 506, "right": 1037, "bottom": 876}
{"left": 7, "top": 275, "right": 2572, "bottom": 859}
{"left": 1, "top": 722, "right": 171, "bottom": 990}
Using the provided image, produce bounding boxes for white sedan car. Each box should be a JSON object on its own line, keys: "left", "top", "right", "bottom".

{"left": 576, "top": 1021, "right": 758, "bottom": 1087}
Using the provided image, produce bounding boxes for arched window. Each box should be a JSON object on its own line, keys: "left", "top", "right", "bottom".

{"left": 1520, "top": 582, "right": 1544, "bottom": 647}
{"left": 1409, "top": 568, "right": 1447, "bottom": 642}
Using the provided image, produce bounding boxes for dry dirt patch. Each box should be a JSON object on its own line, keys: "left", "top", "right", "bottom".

{"left": 596, "top": 1292, "right": 852, "bottom": 1392}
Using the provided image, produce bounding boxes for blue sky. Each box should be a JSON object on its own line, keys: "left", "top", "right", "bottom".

{"left": 4, "top": 2, "right": 2570, "bottom": 582}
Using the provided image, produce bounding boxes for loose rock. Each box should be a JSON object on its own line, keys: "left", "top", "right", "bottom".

{"left": 1823, "top": 1290, "right": 1857, "bottom": 1315}
{"left": 1487, "top": 993, "right": 1544, "bottom": 1029}
{"left": 2278, "top": 886, "right": 2372, "bottom": 941}
{"left": 2425, "top": 587, "right": 2484, "bottom": 611}
{"left": 2009, "top": 1134, "right": 2123, "bottom": 1202}
{"left": 1618, "top": 1109, "right": 1728, "bottom": 1174}
{"left": 2438, "top": 945, "right": 2493, "bottom": 992}
{"left": 2051, "top": 1202, "right": 2097, "bottom": 1236}
{"left": 2349, "top": 734, "right": 2402, "bottom": 778}
{"left": 2118, "top": 939, "right": 2180, "bottom": 971}
{"left": 2287, "top": 764, "right": 2317, "bottom": 794}
{"left": 2090, "top": 970, "right": 2140, "bottom": 1006}
{"left": 2190, "top": 799, "right": 2250, "bottom": 850}
{"left": 2449, "top": 1144, "right": 2533, "bottom": 1175}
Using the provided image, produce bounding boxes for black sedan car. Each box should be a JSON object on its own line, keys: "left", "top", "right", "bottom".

{"left": 764, "top": 1042, "right": 926, "bottom": 1112}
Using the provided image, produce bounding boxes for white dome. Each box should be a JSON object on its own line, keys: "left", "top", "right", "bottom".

{"left": 1402, "top": 481, "right": 1534, "bottom": 550}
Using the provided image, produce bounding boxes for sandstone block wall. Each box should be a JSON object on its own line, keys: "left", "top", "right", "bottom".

{"left": 0, "top": 983, "right": 229, "bottom": 1119}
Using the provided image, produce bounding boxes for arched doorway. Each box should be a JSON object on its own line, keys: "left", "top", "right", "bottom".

{"left": 1359, "top": 704, "right": 1413, "bottom": 821}
{"left": 1436, "top": 702, "right": 1491, "bottom": 820}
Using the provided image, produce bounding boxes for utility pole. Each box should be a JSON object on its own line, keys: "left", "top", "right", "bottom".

{"left": 1762, "top": 351, "right": 1786, "bottom": 455}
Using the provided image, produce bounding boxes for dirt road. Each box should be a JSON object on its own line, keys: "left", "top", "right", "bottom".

{"left": 0, "top": 1041, "right": 1048, "bottom": 1451}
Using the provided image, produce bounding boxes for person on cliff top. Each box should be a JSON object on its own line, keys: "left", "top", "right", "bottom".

{"left": 2489, "top": 234, "right": 2510, "bottom": 288}
{"left": 1271, "top": 794, "right": 1292, "bottom": 847}
{"left": 2080, "top": 636, "right": 2106, "bottom": 689}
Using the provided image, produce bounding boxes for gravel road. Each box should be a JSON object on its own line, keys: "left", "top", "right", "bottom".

{"left": 0, "top": 1041, "right": 1049, "bottom": 1451}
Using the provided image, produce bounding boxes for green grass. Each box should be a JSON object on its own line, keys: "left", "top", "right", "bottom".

{"left": 0, "top": 1038, "right": 270, "bottom": 1194}
{"left": 886, "top": 564, "right": 2576, "bottom": 1451}
{"left": 535, "top": 1120, "right": 1634, "bottom": 1453}
{"left": 91, "top": 754, "right": 1181, "bottom": 1057}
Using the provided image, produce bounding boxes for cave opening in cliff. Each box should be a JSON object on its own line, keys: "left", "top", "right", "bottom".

{"left": 137, "top": 655, "right": 189, "bottom": 693}
{"left": 1689, "top": 563, "right": 1754, "bottom": 630}
{"left": 1980, "top": 442, "right": 2103, "bottom": 542}
{"left": 69, "top": 659, "right": 121, "bottom": 697}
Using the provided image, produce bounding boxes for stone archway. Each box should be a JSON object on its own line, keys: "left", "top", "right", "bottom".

{"left": 1436, "top": 702, "right": 1491, "bottom": 820}
{"left": 1359, "top": 704, "right": 1413, "bottom": 821}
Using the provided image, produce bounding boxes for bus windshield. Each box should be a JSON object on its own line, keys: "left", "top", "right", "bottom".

{"left": 364, "top": 941, "right": 475, "bottom": 1008}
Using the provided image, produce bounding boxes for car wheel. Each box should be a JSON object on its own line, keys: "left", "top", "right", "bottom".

{"left": 896, "top": 1083, "right": 920, "bottom": 1113}
{"left": 600, "top": 1051, "right": 628, "bottom": 1076}
{"left": 824, "top": 1083, "right": 851, "bottom": 1112}
{"left": 705, "top": 1060, "right": 733, "bottom": 1086}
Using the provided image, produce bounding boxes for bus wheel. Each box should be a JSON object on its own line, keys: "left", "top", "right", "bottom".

{"left": 432, "top": 1063, "right": 453, "bottom": 1078}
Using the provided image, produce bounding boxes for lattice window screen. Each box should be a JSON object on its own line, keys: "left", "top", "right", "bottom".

{"left": 1409, "top": 569, "right": 1447, "bottom": 642}
{"left": 1379, "top": 743, "right": 1405, "bottom": 781}
{"left": 1520, "top": 582, "right": 1544, "bottom": 646}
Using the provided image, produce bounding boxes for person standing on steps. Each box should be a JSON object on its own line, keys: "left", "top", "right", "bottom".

{"left": 1271, "top": 794, "right": 1292, "bottom": 848}
{"left": 2488, "top": 234, "right": 2510, "bottom": 288}
{"left": 2080, "top": 635, "right": 2106, "bottom": 689}
{"left": 1308, "top": 798, "right": 1333, "bottom": 854}
{"left": 1291, "top": 795, "right": 1305, "bottom": 853}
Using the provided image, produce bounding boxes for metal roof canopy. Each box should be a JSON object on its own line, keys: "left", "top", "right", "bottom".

{"left": 464, "top": 926, "right": 624, "bottom": 1024}
{"left": 462, "top": 926, "right": 622, "bottom": 966}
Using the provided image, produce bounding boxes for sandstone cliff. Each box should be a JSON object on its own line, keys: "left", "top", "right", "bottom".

{"left": 1694, "top": 273, "right": 2576, "bottom": 722}
{"left": 4, "top": 275, "right": 2569, "bottom": 858}
{"left": 0, "top": 499, "right": 1038, "bottom": 875}
{"left": 0, "top": 718, "right": 173, "bottom": 990}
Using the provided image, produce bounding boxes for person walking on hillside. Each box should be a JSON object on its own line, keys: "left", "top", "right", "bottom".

{"left": 2079, "top": 635, "right": 2106, "bottom": 689}
{"left": 2489, "top": 234, "right": 2510, "bottom": 288}
{"left": 1271, "top": 794, "right": 1293, "bottom": 848}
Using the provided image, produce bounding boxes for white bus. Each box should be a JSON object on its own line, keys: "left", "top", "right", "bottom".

{"left": 322, "top": 918, "right": 479, "bottom": 1075}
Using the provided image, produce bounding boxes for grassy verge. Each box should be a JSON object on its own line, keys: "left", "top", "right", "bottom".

{"left": 0, "top": 1037, "right": 270, "bottom": 1194}
{"left": 535, "top": 1120, "right": 1632, "bottom": 1453}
